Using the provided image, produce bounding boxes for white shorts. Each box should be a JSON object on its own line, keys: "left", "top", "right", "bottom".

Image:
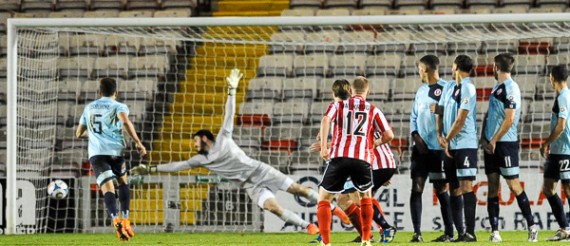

{"left": 243, "top": 163, "right": 294, "bottom": 208}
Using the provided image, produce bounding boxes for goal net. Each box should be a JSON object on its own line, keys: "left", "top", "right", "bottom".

{"left": 5, "top": 14, "right": 570, "bottom": 234}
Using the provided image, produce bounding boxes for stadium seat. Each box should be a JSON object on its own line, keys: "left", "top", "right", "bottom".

{"left": 547, "top": 53, "right": 570, "bottom": 69}
{"left": 272, "top": 101, "right": 310, "bottom": 123}
{"left": 126, "top": 0, "right": 160, "bottom": 10}
{"left": 553, "top": 38, "right": 570, "bottom": 52}
{"left": 257, "top": 150, "right": 290, "bottom": 171}
{"left": 339, "top": 31, "right": 375, "bottom": 53}
{"left": 316, "top": 9, "right": 351, "bottom": 17}
{"left": 54, "top": 149, "right": 87, "bottom": 168}
{"left": 19, "top": 57, "right": 57, "bottom": 78}
{"left": 56, "top": 0, "right": 88, "bottom": 11}
{"left": 0, "top": 104, "right": 5, "bottom": 124}
{"left": 536, "top": 0, "right": 567, "bottom": 7}
{"left": 247, "top": 77, "right": 283, "bottom": 100}
{"left": 122, "top": 100, "right": 147, "bottom": 122}
{"left": 0, "top": 13, "right": 11, "bottom": 33}
{"left": 391, "top": 121, "right": 411, "bottom": 140}
{"left": 120, "top": 79, "right": 157, "bottom": 100}
{"left": 466, "top": 0, "right": 497, "bottom": 8}
{"left": 119, "top": 10, "right": 155, "bottom": 18}
{"left": 329, "top": 54, "right": 367, "bottom": 76}
{"left": 0, "top": 0, "right": 20, "bottom": 12}
{"left": 105, "top": 35, "right": 141, "bottom": 55}
{"left": 375, "top": 31, "right": 410, "bottom": 53}
{"left": 69, "top": 34, "right": 105, "bottom": 55}
{"left": 431, "top": 0, "right": 464, "bottom": 8}
{"left": 282, "top": 77, "right": 319, "bottom": 99}
{"left": 392, "top": 78, "right": 420, "bottom": 100}
{"left": 422, "top": 7, "right": 459, "bottom": 14}
{"left": 81, "top": 79, "right": 101, "bottom": 100}
{"left": 519, "top": 37, "right": 553, "bottom": 55}
{"left": 513, "top": 55, "right": 545, "bottom": 75}
{"left": 515, "top": 74, "right": 538, "bottom": 100}
{"left": 448, "top": 30, "right": 483, "bottom": 53}
{"left": 83, "top": 10, "right": 120, "bottom": 18}
{"left": 268, "top": 31, "right": 305, "bottom": 54}
{"left": 14, "top": 12, "right": 49, "bottom": 18}
{"left": 154, "top": 8, "right": 192, "bottom": 18}
{"left": 239, "top": 101, "right": 273, "bottom": 125}
{"left": 395, "top": 0, "right": 428, "bottom": 10}
{"left": 304, "top": 31, "right": 341, "bottom": 53}
{"left": 139, "top": 37, "right": 179, "bottom": 54}
{"left": 161, "top": 0, "right": 196, "bottom": 9}
{"left": 56, "top": 102, "right": 73, "bottom": 125}
{"left": 309, "top": 101, "right": 331, "bottom": 123}
{"left": 90, "top": 0, "right": 125, "bottom": 10}
{"left": 293, "top": 54, "right": 329, "bottom": 77}
{"left": 535, "top": 76, "right": 555, "bottom": 100}
{"left": 0, "top": 58, "right": 6, "bottom": 78}
{"left": 367, "top": 77, "right": 392, "bottom": 101}
{"left": 264, "top": 124, "right": 303, "bottom": 141}
{"left": 500, "top": 0, "right": 532, "bottom": 6}
{"left": 483, "top": 39, "right": 519, "bottom": 53}
{"left": 290, "top": 151, "right": 322, "bottom": 174}
{"left": 365, "top": 54, "right": 401, "bottom": 77}
{"left": 290, "top": 0, "right": 321, "bottom": 9}
{"left": 233, "top": 126, "right": 263, "bottom": 148}
{"left": 352, "top": 8, "right": 387, "bottom": 15}
{"left": 58, "top": 78, "right": 83, "bottom": 101}
{"left": 317, "top": 78, "right": 337, "bottom": 100}
{"left": 526, "top": 99, "right": 554, "bottom": 122}
{"left": 21, "top": 0, "right": 53, "bottom": 12}
{"left": 325, "top": 0, "right": 358, "bottom": 8}
{"left": 48, "top": 10, "right": 84, "bottom": 18}
{"left": 280, "top": 8, "right": 315, "bottom": 16}
{"left": 520, "top": 149, "right": 541, "bottom": 162}
{"left": 492, "top": 6, "right": 529, "bottom": 13}
{"left": 387, "top": 8, "right": 421, "bottom": 15}
{"left": 476, "top": 100, "right": 489, "bottom": 122}
{"left": 398, "top": 55, "right": 419, "bottom": 76}
{"left": 0, "top": 80, "right": 6, "bottom": 103}
{"left": 360, "top": 0, "right": 392, "bottom": 8}
{"left": 128, "top": 55, "right": 169, "bottom": 77}
{"left": 58, "top": 56, "right": 95, "bottom": 78}
{"left": 93, "top": 56, "right": 130, "bottom": 79}
{"left": 257, "top": 54, "right": 294, "bottom": 77}
{"left": 521, "top": 121, "right": 550, "bottom": 139}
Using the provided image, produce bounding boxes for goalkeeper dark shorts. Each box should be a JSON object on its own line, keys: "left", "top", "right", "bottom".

{"left": 90, "top": 155, "right": 126, "bottom": 186}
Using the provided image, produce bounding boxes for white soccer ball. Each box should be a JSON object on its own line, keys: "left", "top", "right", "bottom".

{"left": 47, "top": 180, "right": 69, "bottom": 200}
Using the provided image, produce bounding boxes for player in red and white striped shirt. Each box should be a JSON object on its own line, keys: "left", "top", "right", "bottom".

{"left": 317, "top": 77, "right": 393, "bottom": 246}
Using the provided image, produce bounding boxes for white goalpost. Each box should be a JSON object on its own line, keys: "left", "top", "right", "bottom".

{"left": 6, "top": 13, "right": 570, "bottom": 235}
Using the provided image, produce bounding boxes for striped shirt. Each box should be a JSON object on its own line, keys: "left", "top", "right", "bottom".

{"left": 325, "top": 95, "right": 391, "bottom": 165}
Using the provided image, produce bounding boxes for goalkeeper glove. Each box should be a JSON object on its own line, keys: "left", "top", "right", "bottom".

{"left": 226, "top": 68, "right": 243, "bottom": 95}
{"left": 130, "top": 164, "right": 156, "bottom": 176}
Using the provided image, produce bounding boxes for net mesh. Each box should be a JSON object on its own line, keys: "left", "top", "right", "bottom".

{"left": 8, "top": 19, "right": 569, "bottom": 233}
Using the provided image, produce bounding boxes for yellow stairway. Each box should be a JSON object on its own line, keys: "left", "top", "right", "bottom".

{"left": 135, "top": 0, "right": 288, "bottom": 226}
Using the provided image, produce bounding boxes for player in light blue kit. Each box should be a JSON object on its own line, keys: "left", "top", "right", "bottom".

{"left": 436, "top": 55, "right": 477, "bottom": 242}
{"left": 76, "top": 78, "right": 147, "bottom": 241}
{"left": 540, "top": 65, "right": 570, "bottom": 241}
{"left": 481, "top": 53, "right": 538, "bottom": 242}
{"left": 408, "top": 55, "right": 455, "bottom": 243}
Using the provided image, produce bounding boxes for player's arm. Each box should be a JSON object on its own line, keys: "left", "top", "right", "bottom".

{"left": 130, "top": 155, "right": 206, "bottom": 175}
{"left": 541, "top": 118, "right": 566, "bottom": 157}
{"left": 219, "top": 68, "right": 243, "bottom": 137}
{"left": 445, "top": 109, "right": 469, "bottom": 143}
{"left": 486, "top": 108, "right": 515, "bottom": 153}
{"left": 480, "top": 112, "right": 488, "bottom": 144}
{"left": 410, "top": 93, "right": 427, "bottom": 153}
{"left": 118, "top": 111, "right": 147, "bottom": 157}
{"left": 320, "top": 115, "right": 332, "bottom": 160}
{"left": 75, "top": 112, "right": 87, "bottom": 138}
{"left": 373, "top": 108, "right": 393, "bottom": 147}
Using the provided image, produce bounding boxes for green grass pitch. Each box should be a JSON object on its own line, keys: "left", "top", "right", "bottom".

{"left": 0, "top": 231, "right": 563, "bottom": 245}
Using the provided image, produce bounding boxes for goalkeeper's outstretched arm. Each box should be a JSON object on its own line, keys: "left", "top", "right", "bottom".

{"left": 131, "top": 155, "right": 206, "bottom": 175}
{"left": 220, "top": 68, "right": 243, "bottom": 137}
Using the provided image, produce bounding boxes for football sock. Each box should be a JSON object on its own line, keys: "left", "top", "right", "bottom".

{"left": 436, "top": 191, "right": 454, "bottom": 237}
{"left": 487, "top": 196, "right": 499, "bottom": 231}
{"left": 118, "top": 184, "right": 130, "bottom": 219}
{"left": 345, "top": 203, "right": 363, "bottom": 236}
{"left": 372, "top": 198, "right": 390, "bottom": 229}
{"left": 104, "top": 192, "right": 118, "bottom": 219}
{"left": 280, "top": 209, "right": 309, "bottom": 228}
{"left": 516, "top": 191, "right": 534, "bottom": 227}
{"left": 450, "top": 194, "right": 465, "bottom": 234}
{"left": 547, "top": 194, "right": 568, "bottom": 229}
{"left": 360, "top": 198, "right": 374, "bottom": 241}
{"left": 410, "top": 191, "right": 422, "bottom": 234}
{"left": 317, "top": 201, "right": 332, "bottom": 244}
{"left": 463, "top": 191, "right": 477, "bottom": 235}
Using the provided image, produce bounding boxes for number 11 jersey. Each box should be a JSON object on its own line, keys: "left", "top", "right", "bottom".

{"left": 324, "top": 95, "right": 392, "bottom": 165}
{"left": 79, "top": 97, "right": 129, "bottom": 158}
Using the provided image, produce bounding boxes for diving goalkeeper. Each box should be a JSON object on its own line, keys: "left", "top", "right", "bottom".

{"left": 131, "top": 68, "right": 348, "bottom": 234}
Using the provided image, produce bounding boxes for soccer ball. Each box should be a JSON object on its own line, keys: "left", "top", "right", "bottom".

{"left": 47, "top": 180, "right": 69, "bottom": 200}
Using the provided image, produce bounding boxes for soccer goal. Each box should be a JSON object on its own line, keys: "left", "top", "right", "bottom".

{"left": 5, "top": 14, "right": 570, "bottom": 235}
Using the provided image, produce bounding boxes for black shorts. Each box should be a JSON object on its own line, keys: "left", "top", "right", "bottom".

{"left": 320, "top": 157, "right": 373, "bottom": 193}
{"left": 90, "top": 155, "right": 126, "bottom": 186}
{"left": 449, "top": 149, "right": 478, "bottom": 181}
{"left": 544, "top": 154, "right": 570, "bottom": 183}
{"left": 484, "top": 141, "right": 520, "bottom": 179}
{"left": 411, "top": 147, "right": 451, "bottom": 183}
{"left": 372, "top": 168, "right": 397, "bottom": 192}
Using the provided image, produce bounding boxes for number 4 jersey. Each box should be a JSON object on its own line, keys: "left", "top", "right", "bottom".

{"left": 325, "top": 95, "right": 392, "bottom": 165}
{"left": 79, "top": 97, "right": 129, "bottom": 158}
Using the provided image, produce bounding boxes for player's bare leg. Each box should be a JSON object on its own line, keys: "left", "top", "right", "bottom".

{"left": 262, "top": 196, "right": 318, "bottom": 235}
{"left": 287, "top": 182, "right": 350, "bottom": 224}
{"left": 117, "top": 175, "right": 134, "bottom": 238}
{"left": 101, "top": 180, "right": 129, "bottom": 241}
